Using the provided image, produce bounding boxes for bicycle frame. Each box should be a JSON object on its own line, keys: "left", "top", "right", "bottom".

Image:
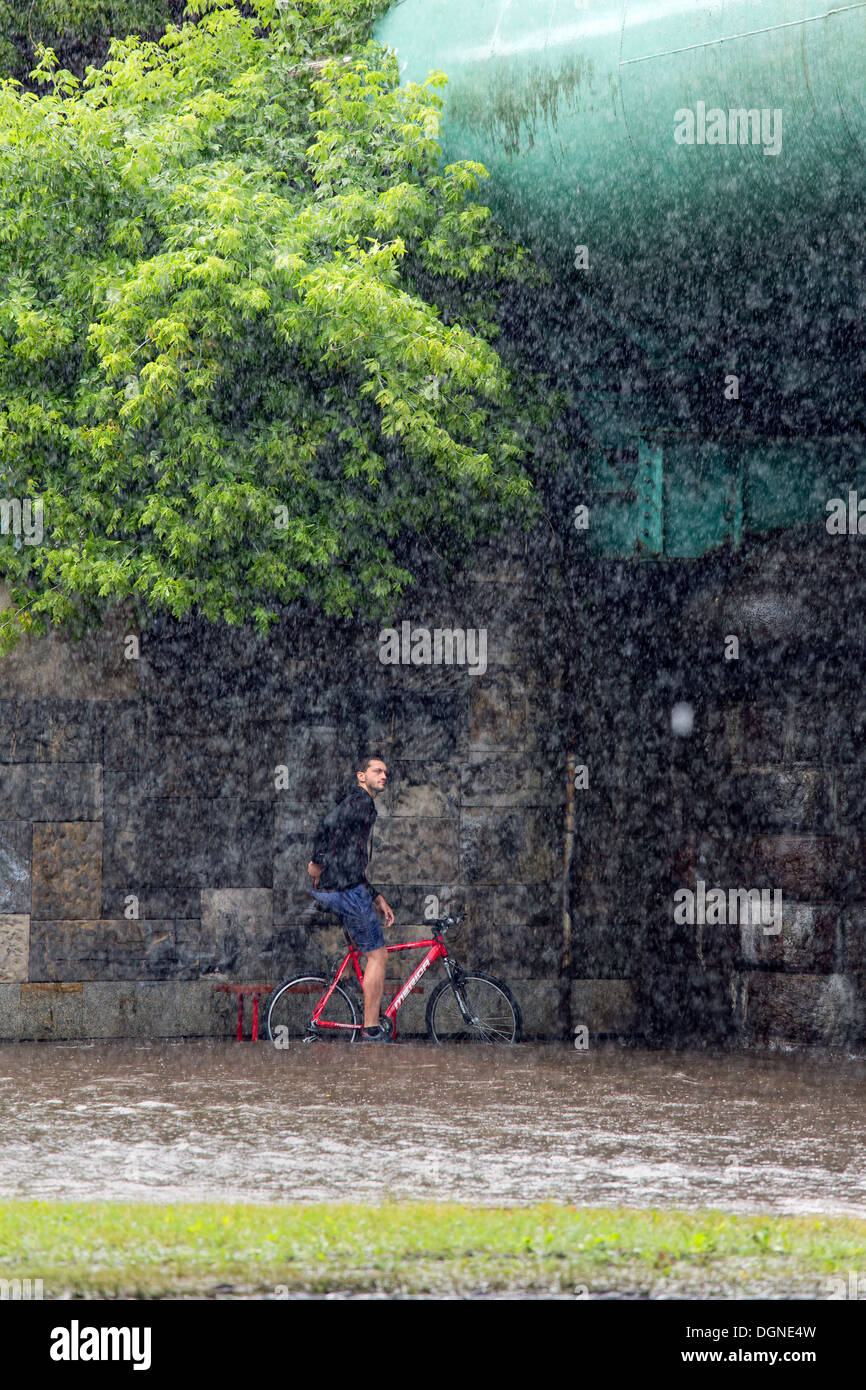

{"left": 310, "top": 934, "right": 453, "bottom": 1033}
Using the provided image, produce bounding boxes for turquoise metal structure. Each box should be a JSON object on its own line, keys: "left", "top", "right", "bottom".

{"left": 374, "top": 1, "right": 866, "bottom": 557}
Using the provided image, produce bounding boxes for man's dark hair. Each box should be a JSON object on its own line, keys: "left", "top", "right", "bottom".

{"left": 357, "top": 752, "right": 387, "bottom": 774}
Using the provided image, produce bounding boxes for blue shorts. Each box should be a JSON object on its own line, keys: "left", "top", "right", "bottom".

{"left": 310, "top": 884, "right": 385, "bottom": 951}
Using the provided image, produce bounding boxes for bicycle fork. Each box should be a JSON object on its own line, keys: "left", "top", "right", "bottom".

{"left": 443, "top": 959, "right": 480, "bottom": 1027}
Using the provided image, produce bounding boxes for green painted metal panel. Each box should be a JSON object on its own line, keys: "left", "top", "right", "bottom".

{"left": 579, "top": 436, "right": 866, "bottom": 557}
{"left": 637, "top": 438, "right": 664, "bottom": 556}
{"left": 375, "top": 2, "right": 866, "bottom": 558}
{"left": 376, "top": 1, "right": 866, "bottom": 281}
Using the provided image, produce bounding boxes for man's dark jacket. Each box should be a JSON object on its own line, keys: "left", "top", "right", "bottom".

{"left": 311, "top": 785, "right": 378, "bottom": 894}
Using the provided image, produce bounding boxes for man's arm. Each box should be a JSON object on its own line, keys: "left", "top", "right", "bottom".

{"left": 308, "top": 797, "right": 351, "bottom": 888}
{"left": 310, "top": 799, "right": 343, "bottom": 867}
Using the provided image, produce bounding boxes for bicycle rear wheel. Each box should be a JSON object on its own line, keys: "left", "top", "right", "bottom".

{"left": 426, "top": 971, "right": 522, "bottom": 1043}
{"left": 265, "top": 976, "right": 360, "bottom": 1043}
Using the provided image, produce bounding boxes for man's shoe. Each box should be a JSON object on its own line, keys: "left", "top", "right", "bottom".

{"left": 359, "top": 1026, "right": 392, "bottom": 1043}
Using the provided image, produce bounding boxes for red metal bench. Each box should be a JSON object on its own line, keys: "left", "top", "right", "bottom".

{"left": 212, "top": 983, "right": 274, "bottom": 1041}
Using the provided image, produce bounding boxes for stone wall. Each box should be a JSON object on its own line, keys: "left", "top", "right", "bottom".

{"left": 5, "top": 526, "right": 861, "bottom": 1046}
{"left": 570, "top": 533, "right": 866, "bottom": 1048}
{"left": 0, "top": 540, "right": 636, "bottom": 1039}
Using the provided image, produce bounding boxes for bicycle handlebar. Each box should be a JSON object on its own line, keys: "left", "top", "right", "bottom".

{"left": 340, "top": 912, "right": 464, "bottom": 944}
{"left": 435, "top": 913, "right": 464, "bottom": 931}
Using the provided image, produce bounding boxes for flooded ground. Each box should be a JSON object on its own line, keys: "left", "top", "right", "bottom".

{"left": 1, "top": 1041, "right": 864, "bottom": 1215}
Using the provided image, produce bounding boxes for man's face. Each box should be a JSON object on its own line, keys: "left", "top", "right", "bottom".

{"left": 358, "top": 760, "right": 387, "bottom": 795}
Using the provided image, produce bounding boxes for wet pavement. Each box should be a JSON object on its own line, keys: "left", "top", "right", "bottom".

{"left": 1, "top": 1040, "right": 865, "bottom": 1215}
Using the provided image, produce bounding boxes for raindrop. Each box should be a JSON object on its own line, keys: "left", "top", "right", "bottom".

{"left": 670, "top": 701, "right": 694, "bottom": 737}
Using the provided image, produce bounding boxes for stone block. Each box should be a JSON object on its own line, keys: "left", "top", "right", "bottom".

{"left": 834, "top": 768, "right": 866, "bottom": 831}
{"left": 0, "top": 914, "right": 29, "bottom": 981}
{"left": 841, "top": 907, "right": 866, "bottom": 973}
{"left": 200, "top": 888, "right": 275, "bottom": 980}
{"left": 390, "top": 692, "right": 467, "bottom": 761}
{"left": 449, "top": 886, "right": 560, "bottom": 977}
{"left": 138, "top": 734, "right": 250, "bottom": 798}
{"left": 100, "top": 885, "right": 201, "bottom": 921}
{"left": 509, "top": 978, "right": 560, "bottom": 1037}
{"left": 722, "top": 704, "right": 784, "bottom": 765}
{"left": 102, "top": 765, "right": 140, "bottom": 806}
{"left": 460, "top": 809, "right": 557, "bottom": 884}
{"left": 370, "top": 817, "right": 459, "bottom": 884}
{"left": 571, "top": 979, "right": 638, "bottom": 1034}
{"left": 0, "top": 594, "right": 138, "bottom": 700}
{"left": 384, "top": 884, "right": 463, "bottom": 924}
{"left": 273, "top": 884, "right": 333, "bottom": 927}
{"left": 28, "top": 919, "right": 184, "bottom": 981}
{"left": 268, "top": 922, "right": 356, "bottom": 977}
{"left": 785, "top": 702, "right": 866, "bottom": 764}
{"left": 373, "top": 660, "right": 486, "bottom": 697}
{"left": 102, "top": 799, "right": 273, "bottom": 888}
{"left": 460, "top": 537, "right": 528, "bottom": 586}
{"left": 18, "top": 981, "right": 84, "bottom": 1039}
{"left": 0, "top": 700, "right": 102, "bottom": 764}
{"left": 570, "top": 921, "right": 636, "bottom": 980}
{"left": 667, "top": 834, "right": 738, "bottom": 890}
{"left": 273, "top": 831, "right": 316, "bottom": 895}
{"left": 740, "top": 903, "right": 838, "bottom": 971}
{"left": 82, "top": 981, "right": 236, "bottom": 1038}
{"left": 726, "top": 770, "right": 831, "bottom": 833}
{"left": 0, "top": 821, "right": 30, "bottom": 912}
{"left": 469, "top": 671, "right": 527, "bottom": 748}
{"left": 0, "top": 763, "right": 102, "bottom": 821}
{"left": 31, "top": 822, "right": 102, "bottom": 919}
{"left": 740, "top": 971, "right": 865, "bottom": 1045}
{"left": 172, "top": 919, "right": 224, "bottom": 977}
{"left": 460, "top": 752, "right": 548, "bottom": 808}
{"left": 0, "top": 983, "right": 21, "bottom": 1036}
{"left": 250, "top": 728, "right": 350, "bottom": 802}
{"left": 261, "top": 924, "right": 319, "bottom": 977}
{"left": 102, "top": 702, "right": 140, "bottom": 771}
{"left": 382, "top": 762, "right": 458, "bottom": 818}
{"left": 274, "top": 801, "right": 328, "bottom": 842}
{"left": 709, "top": 835, "right": 843, "bottom": 899}
{"left": 479, "top": 621, "right": 521, "bottom": 669}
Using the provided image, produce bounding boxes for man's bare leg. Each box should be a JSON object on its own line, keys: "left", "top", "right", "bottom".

{"left": 362, "top": 946, "right": 387, "bottom": 1028}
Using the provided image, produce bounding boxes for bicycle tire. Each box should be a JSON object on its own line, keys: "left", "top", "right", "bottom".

{"left": 426, "top": 971, "right": 522, "bottom": 1043}
{"left": 265, "top": 976, "right": 360, "bottom": 1044}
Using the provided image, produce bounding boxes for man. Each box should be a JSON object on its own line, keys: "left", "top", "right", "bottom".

{"left": 307, "top": 754, "right": 395, "bottom": 1042}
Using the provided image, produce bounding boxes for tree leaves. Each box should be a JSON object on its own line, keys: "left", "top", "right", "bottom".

{"left": 0, "top": 0, "right": 544, "bottom": 651}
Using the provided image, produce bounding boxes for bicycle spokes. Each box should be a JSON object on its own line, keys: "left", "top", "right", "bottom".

{"left": 431, "top": 976, "right": 520, "bottom": 1042}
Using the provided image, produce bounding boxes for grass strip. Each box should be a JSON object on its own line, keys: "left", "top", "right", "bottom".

{"left": 1, "top": 1201, "right": 864, "bottom": 1298}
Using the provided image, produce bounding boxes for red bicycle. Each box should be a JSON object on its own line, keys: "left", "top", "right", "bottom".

{"left": 264, "top": 913, "right": 522, "bottom": 1044}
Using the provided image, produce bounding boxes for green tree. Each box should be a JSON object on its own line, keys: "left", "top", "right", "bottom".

{"left": 0, "top": 0, "right": 550, "bottom": 647}
{"left": 0, "top": 1, "right": 181, "bottom": 85}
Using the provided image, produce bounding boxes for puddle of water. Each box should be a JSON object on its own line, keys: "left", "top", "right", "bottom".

{"left": 1, "top": 1040, "right": 864, "bottom": 1214}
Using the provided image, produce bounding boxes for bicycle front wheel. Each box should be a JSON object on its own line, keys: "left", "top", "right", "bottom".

{"left": 426, "top": 972, "right": 522, "bottom": 1043}
{"left": 265, "top": 976, "right": 360, "bottom": 1043}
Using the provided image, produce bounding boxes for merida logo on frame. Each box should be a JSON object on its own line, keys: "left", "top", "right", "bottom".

{"left": 49, "top": 1321, "right": 152, "bottom": 1371}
